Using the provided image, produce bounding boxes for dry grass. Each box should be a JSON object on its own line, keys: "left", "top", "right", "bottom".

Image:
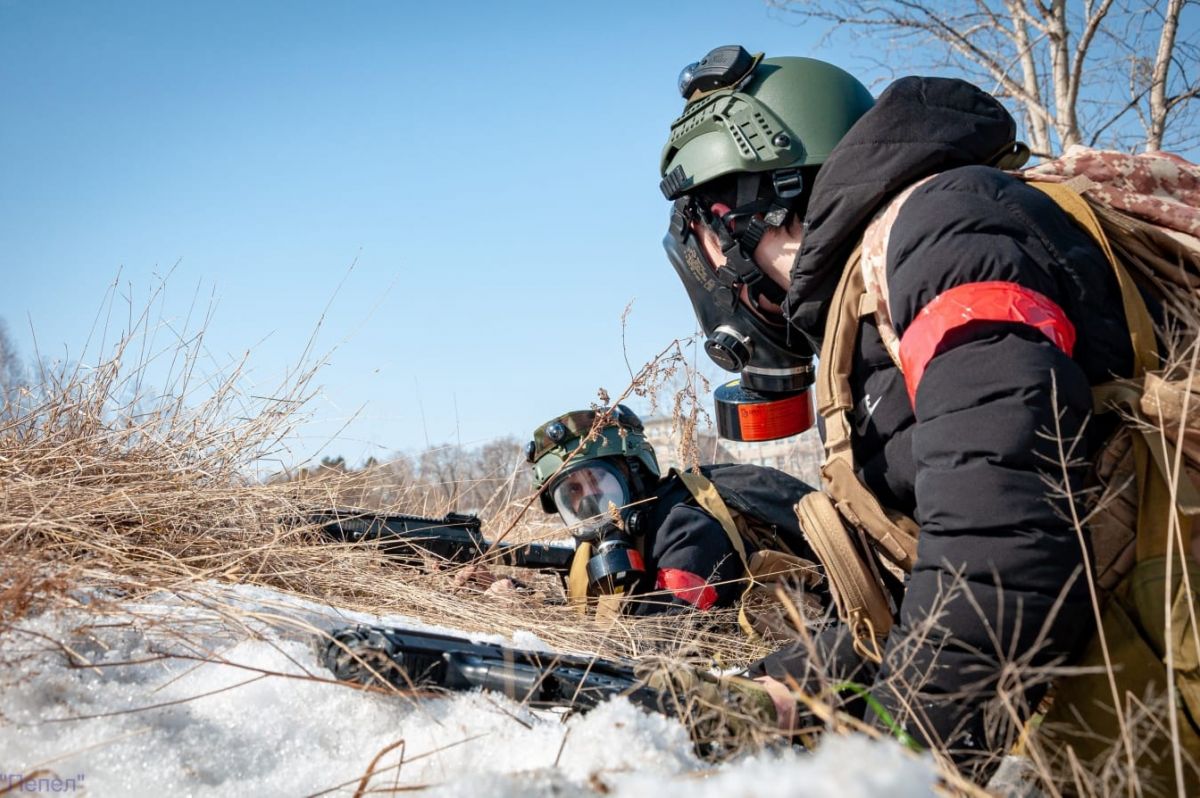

{"left": 0, "top": 290, "right": 774, "bottom": 666}
{"left": 3, "top": 291, "right": 895, "bottom": 796}
{"left": 16, "top": 282, "right": 1194, "bottom": 797}
{"left": 0, "top": 298, "right": 1034, "bottom": 796}
{"left": 0, "top": 291, "right": 809, "bottom": 792}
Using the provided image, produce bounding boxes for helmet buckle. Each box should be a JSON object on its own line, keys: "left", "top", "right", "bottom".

{"left": 763, "top": 206, "right": 789, "bottom": 227}
{"left": 772, "top": 168, "right": 804, "bottom": 200}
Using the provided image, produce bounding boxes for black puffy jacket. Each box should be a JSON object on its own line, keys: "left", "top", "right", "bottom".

{"left": 629, "top": 463, "right": 816, "bottom": 615}
{"left": 758, "top": 77, "right": 1136, "bottom": 778}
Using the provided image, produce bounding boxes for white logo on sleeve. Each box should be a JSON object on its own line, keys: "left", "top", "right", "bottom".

{"left": 854, "top": 391, "right": 883, "bottom": 436}
{"left": 860, "top": 393, "right": 883, "bottom": 419}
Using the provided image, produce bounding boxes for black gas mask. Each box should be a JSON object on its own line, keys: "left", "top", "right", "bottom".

{"left": 663, "top": 191, "right": 816, "bottom": 442}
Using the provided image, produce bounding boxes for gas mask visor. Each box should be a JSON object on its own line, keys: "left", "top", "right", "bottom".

{"left": 548, "top": 460, "right": 632, "bottom": 542}
{"left": 663, "top": 199, "right": 816, "bottom": 442}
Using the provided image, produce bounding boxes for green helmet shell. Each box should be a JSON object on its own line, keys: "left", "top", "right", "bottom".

{"left": 527, "top": 406, "right": 660, "bottom": 514}
{"left": 660, "top": 55, "right": 874, "bottom": 196}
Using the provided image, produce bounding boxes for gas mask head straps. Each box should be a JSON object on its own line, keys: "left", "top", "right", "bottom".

{"left": 685, "top": 168, "right": 808, "bottom": 315}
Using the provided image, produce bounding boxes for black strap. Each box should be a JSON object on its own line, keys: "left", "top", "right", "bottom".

{"left": 669, "top": 199, "right": 692, "bottom": 242}
{"left": 688, "top": 171, "right": 797, "bottom": 311}
{"left": 714, "top": 229, "right": 789, "bottom": 308}
{"left": 735, "top": 173, "right": 760, "bottom": 208}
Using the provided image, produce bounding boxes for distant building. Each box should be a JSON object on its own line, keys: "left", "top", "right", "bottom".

{"left": 642, "top": 415, "right": 823, "bottom": 486}
{"left": 641, "top": 415, "right": 734, "bottom": 471}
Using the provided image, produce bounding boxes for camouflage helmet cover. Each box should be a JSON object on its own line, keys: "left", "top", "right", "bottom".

{"left": 527, "top": 405, "right": 661, "bottom": 514}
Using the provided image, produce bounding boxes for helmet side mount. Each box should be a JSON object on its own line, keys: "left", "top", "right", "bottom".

{"left": 660, "top": 165, "right": 691, "bottom": 202}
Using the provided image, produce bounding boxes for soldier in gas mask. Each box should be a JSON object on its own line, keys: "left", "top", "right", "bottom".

{"left": 525, "top": 405, "right": 824, "bottom": 622}
{"left": 659, "top": 46, "right": 1145, "bottom": 783}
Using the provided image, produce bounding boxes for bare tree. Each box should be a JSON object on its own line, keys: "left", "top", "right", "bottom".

{"left": 418, "top": 444, "right": 466, "bottom": 508}
{"left": 0, "top": 319, "right": 27, "bottom": 418}
{"left": 771, "top": 0, "right": 1200, "bottom": 156}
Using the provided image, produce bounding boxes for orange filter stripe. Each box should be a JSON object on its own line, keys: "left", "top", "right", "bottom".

{"left": 627, "top": 550, "right": 644, "bottom": 572}
{"left": 737, "top": 391, "right": 815, "bottom": 441}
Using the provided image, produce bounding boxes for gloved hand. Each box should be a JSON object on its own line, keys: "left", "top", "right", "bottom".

{"left": 635, "top": 656, "right": 798, "bottom": 754}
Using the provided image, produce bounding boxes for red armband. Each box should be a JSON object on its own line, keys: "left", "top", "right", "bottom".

{"left": 655, "top": 568, "right": 718, "bottom": 611}
{"left": 898, "top": 281, "right": 1076, "bottom": 406}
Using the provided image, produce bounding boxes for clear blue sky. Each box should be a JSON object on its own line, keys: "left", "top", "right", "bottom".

{"left": 4, "top": 2, "right": 1186, "bottom": 469}
{"left": 0, "top": 0, "right": 847, "bottom": 468}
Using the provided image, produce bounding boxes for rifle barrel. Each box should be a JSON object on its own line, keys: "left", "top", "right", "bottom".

{"left": 311, "top": 510, "right": 576, "bottom": 574}
{"left": 323, "top": 624, "right": 664, "bottom": 714}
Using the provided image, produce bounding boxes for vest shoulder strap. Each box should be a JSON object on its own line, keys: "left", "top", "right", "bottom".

{"left": 816, "top": 243, "right": 920, "bottom": 571}
{"left": 674, "top": 468, "right": 751, "bottom": 570}
{"left": 1027, "top": 181, "right": 1158, "bottom": 375}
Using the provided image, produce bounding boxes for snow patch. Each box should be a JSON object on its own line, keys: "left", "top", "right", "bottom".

{"left": 0, "top": 581, "right": 938, "bottom": 796}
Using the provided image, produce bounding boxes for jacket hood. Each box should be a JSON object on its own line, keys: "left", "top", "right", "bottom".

{"left": 785, "top": 77, "right": 1019, "bottom": 344}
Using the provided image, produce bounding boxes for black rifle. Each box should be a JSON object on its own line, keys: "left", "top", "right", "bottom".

{"left": 311, "top": 510, "right": 577, "bottom": 574}
{"left": 320, "top": 624, "right": 670, "bottom": 715}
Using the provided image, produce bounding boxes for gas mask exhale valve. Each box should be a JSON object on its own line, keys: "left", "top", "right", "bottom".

{"left": 663, "top": 200, "right": 816, "bottom": 442}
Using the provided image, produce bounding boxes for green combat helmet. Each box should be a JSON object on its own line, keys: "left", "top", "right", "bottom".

{"left": 658, "top": 46, "right": 873, "bottom": 442}
{"left": 660, "top": 45, "right": 874, "bottom": 201}
{"left": 524, "top": 405, "right": 660, "bottom": 524}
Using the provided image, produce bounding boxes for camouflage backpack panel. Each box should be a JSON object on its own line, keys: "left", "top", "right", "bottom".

{"left": 1025, "top": 146, "right": 1199, "bottom": 246}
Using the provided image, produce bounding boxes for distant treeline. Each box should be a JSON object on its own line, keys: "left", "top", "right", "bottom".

{"left": 280, "top": 438, "right": 534, "bottom": 517}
